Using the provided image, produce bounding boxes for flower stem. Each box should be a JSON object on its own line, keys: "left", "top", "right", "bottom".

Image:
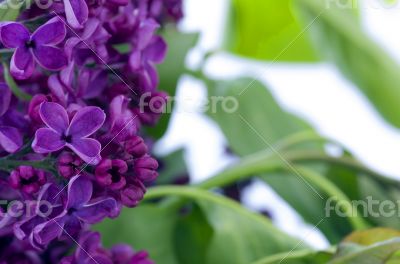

{"left": 2, "top": 63, "right": 32, "bottom": 101}
{"left": 0, "top": 159, "right": 55, "bottom": 173}
{"left": 145, "top": 185, "right": 298, "bottom": 239}
{"left": 198, "top": 149, "right": 396, "bottom": 189}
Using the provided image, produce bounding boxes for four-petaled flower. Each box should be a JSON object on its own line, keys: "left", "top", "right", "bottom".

{"left": 32, "top": 102, "right": 105, "bottom": 164}
{"left": 0, "top": 17, "right": 67, "bottom": 79}
{"left": 32, "top": 176, "right": 119, "bottom": 246}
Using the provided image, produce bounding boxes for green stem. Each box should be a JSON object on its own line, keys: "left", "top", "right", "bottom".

{"left": 285, "top": 150, "right": 398, "bottom": 185}
{"left": 273, "top": 130, "right": 342, "bottom": 150}
{"left": 292, "top": 166, "right": 370, "bottom": 230}
{"left": 2, "top": 63, "right": 32, "bottom": 101}
{"left": 251, "top": 247, "right": 335, "bottom": 264}
{"left": 144, "top": 185, "right": 293, "bottom": 235}
{"left": 198, "top": 149, "right": 396, "bottom": 189}
{"left": 157, "top": 147, "right": 376, "bottom": 229}
{"left": 198, "top": 149, "right": 279, "bottom": 189}
{"left": 0, "top": 159, "right": 55, "bottom": 172}
{"left": 194, "top": 148, "right": 388, "bottom": 230}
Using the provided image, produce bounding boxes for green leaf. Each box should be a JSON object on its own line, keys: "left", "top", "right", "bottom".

{"left": 173, "top": 204, "right": 213, "bottom": 264}
{"left": 147, "top": 186, "right": 308, "bottom": 264}
{"left": 146, "top": 27, "right": 199, "bottom": 139}
{"left": 330, "top": 239, "right": 400, "bottom": 263}
{"left": 208, "top": 78, "right": 316, "bottom": 155}
{"left": 356, "top": 177, "right": 400, "bottom": 230}
{"left": 330, "top": 228, "right": 400, "bottom": 263}
{"left": 293, "top": 0, "right": 400, "bottom": 128}
{"left": 206, "top": 77, "right": 400, "bottom": 241}
{"left": 207, "top": 78, "right": 355, "bottom": 242}
{"left": 344, "top": 228, "right": 400, "bottom": 246}
{"left": 196, "top": 198, "right": 306, "bottom": 264}
{"left": 252, "top": 249, "right": 333, "bottom": 264}
{"left": 97, "top": 186, "right": 306, "bottom": 264}
{"left": 95, "top": 205, "right": 179, "bottom": 264}
{"left": 0, "top": 0, "right": 25, "bottom": 21}
{"left": 224, "top": 0, "right": 318, "bottom": 61}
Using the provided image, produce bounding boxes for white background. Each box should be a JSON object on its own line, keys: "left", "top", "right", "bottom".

{"left": 156, "top": 0, "right": 400, "bottom": 248}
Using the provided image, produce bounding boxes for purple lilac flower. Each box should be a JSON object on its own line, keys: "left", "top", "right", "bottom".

{"left": 28, "top": 94, "right": 53, "bottom": 125}
{"left": 32, "top": 102, "right": 105, "bottom": 164}
{"left": 32, "top": 176, "right": 119, "bottom": 247}
{"left": 61, "top": 231, "right": 154, "bottom": 264}
{"left": 94, "top": 156, "right": 158, "bottom": 208}
{"left": 164, "top": 0, "right": 184, "bottom": 21}
{"left": 0, "top": 0, "right": 183, "bottom": 260}
{"left": 0, "top": 83, "right": 23, "bottom": 153}
{"left": 9, "top": 166, "right": 47, "bottom": 194}
{"left": 128, "top": 20, "right": 167, "bottom": 92}
{"left": 57, "top": 152, "right": 84, "bottom": 179}
{"left": 95, "top": 159, "right": 128, "bottom": 190}
{"left": 124, "top": 136, "right": 148, "bottom": 157}
{"left": 109, "top": 95, "right": 139, "bottom": 143}
{"left": 14, "top": 183, "right": 64, "bottom": 249}
{"left": 133, "top": 156, "right": 159, "bottom": 182}
{"left": 0, "top": 238, "right": 42, "bottom": 264}
{"left": 63, "top": 0, "right": 89, "bottom": 29}
{"left": 0, "top": 17, "right": 67, "bottom": 79}
{"left": 65, "top": 18, "right": 111, "bottom": 65}
{"left": 134, "top": 91, "right": 167, "bottom": 126}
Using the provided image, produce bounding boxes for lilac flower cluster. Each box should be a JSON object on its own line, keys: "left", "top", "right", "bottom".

{"left": 0, "top": 0, "right": 182, "bottom": 262}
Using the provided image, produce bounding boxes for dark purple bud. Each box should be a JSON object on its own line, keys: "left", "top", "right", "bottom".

{"left": 28, "top": 94, "right": 52, "bottom": 124}
{"left": 134, "top": 156, "right": 158, "bottom": 182}
{"left": 136, "top": 92, "right": 168, "bottom": 126}
{"left": 125, "top": 136, "right": 148, "bottom": 158}
{"left": 131, "top": 250, "right": 155, "bottom": 264}
{"left": 9, "top": 166, "right": 46, "bottom": 194}
{"left": 95, "top": 159, "right": 128, "bottom": 190}
{"left": 57, "top": 152, "right": 84, "bottom": 179}
{"left": 121, "top": 181, "right": 146, "bottom": 208}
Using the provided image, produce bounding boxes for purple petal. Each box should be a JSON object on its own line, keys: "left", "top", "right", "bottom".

{"left": 32, "top": 128, "right": 65, "bottom": 153}
{"left": 32, "top": 17, "right": 66, "bottom": 45}
{"left": 63, "top": 215, "right": 82, "bottom": 237}
{"left": 75, "top": 232, "right": 102, "bottom": 262}
{"left": 0, "top": 126, "right": 22, "bottom": 153}
{"left": 67, "top": 138, "right": 101, "bottom": 164}
{"left": 142, "top": 62, "right": 159, "bottom": 91}
{"left": 48, "top": 75, "right": 68, "bottom": 106}
{"left": 129, "top": 50, "right": 142, "bottom": 71}
{"left": 10, "top": 47, "right": 35, "bottom": 80}
{"left": 0, "top": 22, "right": 30, "bottom": 48}
{"left": 39, "top": 102, "right": 69, "bottom": 133}
{"left": 80, "top": 18, "right": 100, "bottom": 40}
{"left": 14, "top": 214, "right": 44, "bottom": 241}
{"left": 60, "top": 61, "right": 75, "bottom": 86}
{"left": 81, "top": 70, "right": 108, "bottom": 99}
{"left": 66, "top": 175, "right": 92, "bottom": 209}
{"left": 33, "top": 213, "right": 66, "bottom": 246}
{"left": 68, "top": 106, "right": 105, "bottom": 138}
{"left": 37, "top": 183, "right": 63, "bottom": 206}
{"left": 63, "top": 0, "right": 89, "bottom": 28}
{"left": 33, "top": 45, "right": 67, "bottom": 70}
{"left": 65, "top": 37, "right": 81, "bottom": 59}
{"left": 75, "top": 197, "right": 119, "bottom": 224}
{"left": 137, "top": 19, "right": 159, "bottom": 50}
{"left": 110, "top": 245, "right": 134, "bottom": 263}
{"left": 0, "top": 83, "right": 11, "bottom": 116}
{"left": 145, "top": 36, "right": 167, "bottom": 64}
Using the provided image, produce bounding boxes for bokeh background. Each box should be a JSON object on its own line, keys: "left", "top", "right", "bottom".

{"left": 156, "top": 0, "right": 400, "bottom": 248}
